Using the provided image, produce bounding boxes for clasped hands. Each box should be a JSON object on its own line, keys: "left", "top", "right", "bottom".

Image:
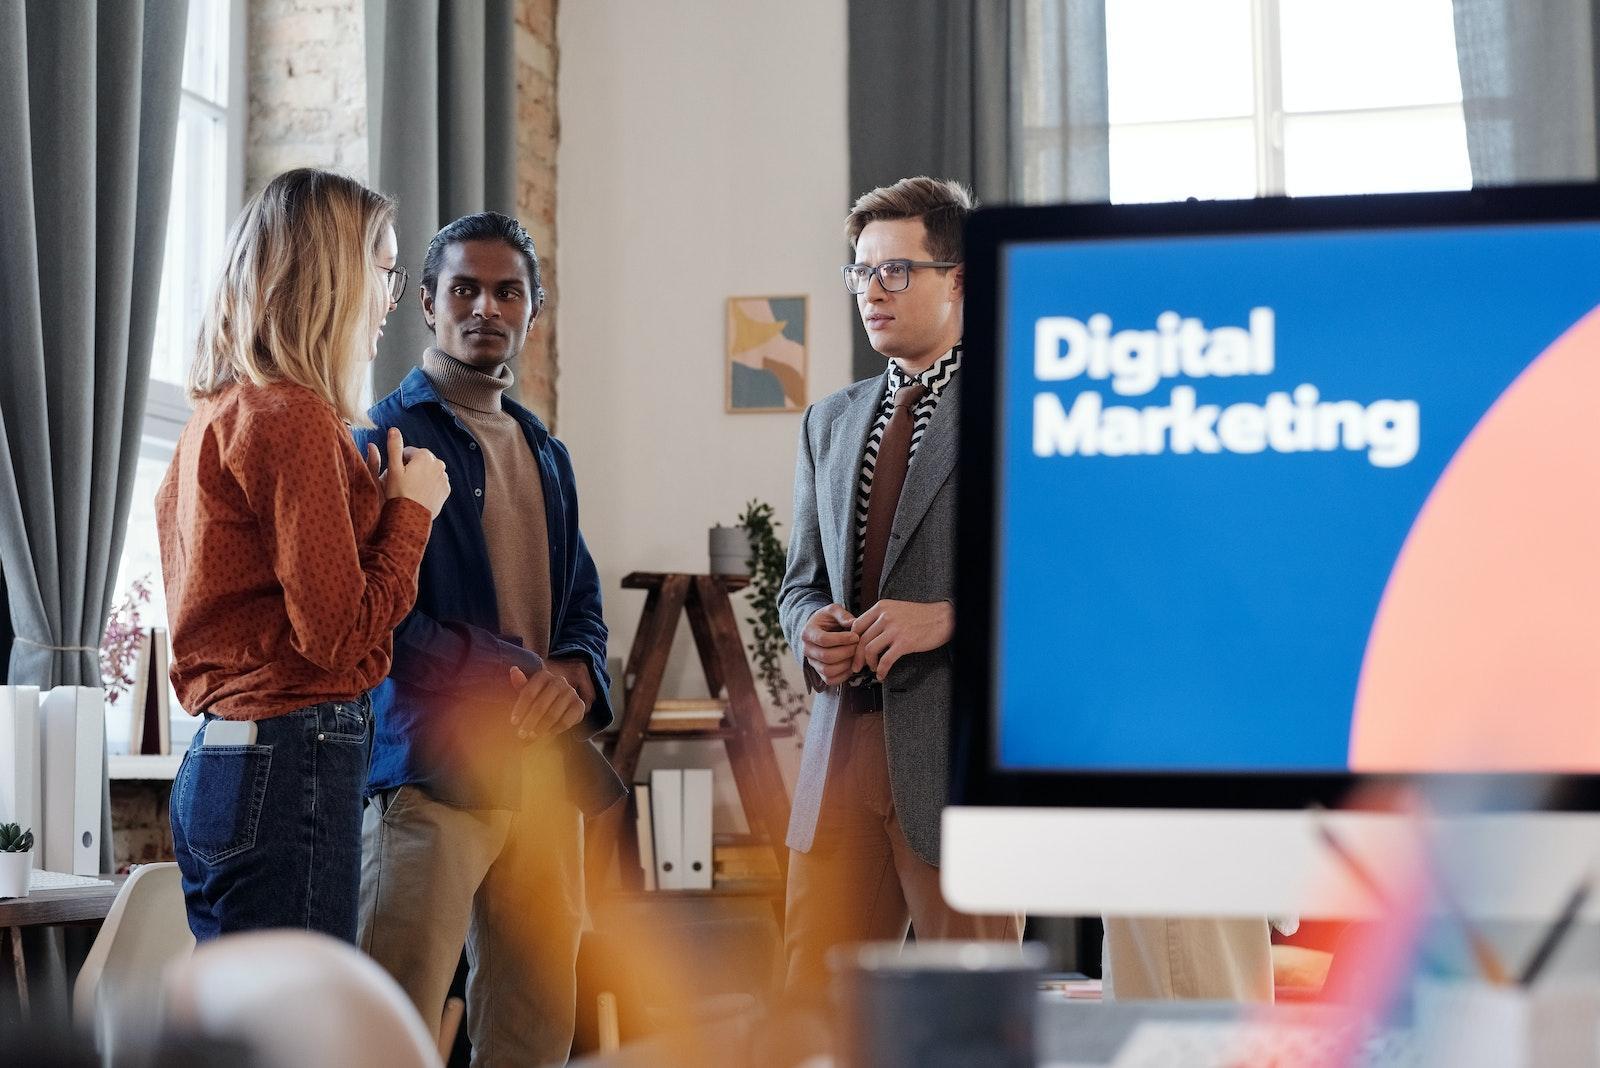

{"left": 800, "top": 599, "right": 954, "bottom": 687}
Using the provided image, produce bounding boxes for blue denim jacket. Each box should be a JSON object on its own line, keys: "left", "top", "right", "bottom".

{"left": 355, "top": 367, "right": 624, "bottom": 814}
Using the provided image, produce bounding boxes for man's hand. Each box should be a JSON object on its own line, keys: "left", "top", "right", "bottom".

{"left": 508, "top": 665, "right": 584, "bottom": 743}
{"left": 544, "top": 657, "right": 596, "bottom": 711}
{"left": 850, "top": 600, "right": 954, "bottom": 680}
{"left": 801, "top": 603, "right": 858, "bottom": 687}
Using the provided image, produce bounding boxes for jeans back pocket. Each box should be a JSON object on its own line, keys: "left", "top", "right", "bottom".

{"left": 177, "top": 744, "right": 273, "bottom": 864}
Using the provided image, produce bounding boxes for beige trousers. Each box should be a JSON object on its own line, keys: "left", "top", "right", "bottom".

{"left": 784, "top": 712, "right": 1023, "bottom": 995}
{"left": 1103, "top": 916, "right": 1274, "bottom": 1001}
{"left": 358, "top": 743, "right": 584, "bottom": 1067}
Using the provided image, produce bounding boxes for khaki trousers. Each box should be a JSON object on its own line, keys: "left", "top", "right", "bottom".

{"left": 359, "top": 743, "right": 584, "bottom": 1067}
{"left": 1103, "top": 917, "right": 1274, "bottom": 1001}
{"left": 784, "top": 712, "right": 1023, "bottom": 995}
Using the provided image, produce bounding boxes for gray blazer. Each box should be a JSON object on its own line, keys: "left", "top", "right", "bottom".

{"left": 779, "top": 369, "right": 960, "bottom": 866}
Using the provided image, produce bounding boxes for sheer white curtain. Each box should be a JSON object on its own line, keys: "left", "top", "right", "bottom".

{"left": 1011, "top": 0, "right": 1111, "bottom": 204}
{"left": 1453, "top": 0, "right": 1599, "bottom": 184}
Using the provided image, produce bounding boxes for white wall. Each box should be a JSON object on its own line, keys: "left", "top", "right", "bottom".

{"left": 558, "top": 0, "right": 852, "bottom": 815}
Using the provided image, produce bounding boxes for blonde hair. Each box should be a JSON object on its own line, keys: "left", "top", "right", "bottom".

{"left": 845, "top": 176, "right": 976, "bottom": 262}
{"left": 188, "top": 168, "right": 396, "bottom": 424}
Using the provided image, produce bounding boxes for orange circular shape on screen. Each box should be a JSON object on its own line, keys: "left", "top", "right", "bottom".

{"left": 1349, "top": 307, "right": 1600, "bottom": 772}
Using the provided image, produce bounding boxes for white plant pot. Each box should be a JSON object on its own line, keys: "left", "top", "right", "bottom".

{"left": 709, "top": 525, "right": 752, "bottom": 577}
{"left": 0, "top": 850, "right": 32, "bottom": 898}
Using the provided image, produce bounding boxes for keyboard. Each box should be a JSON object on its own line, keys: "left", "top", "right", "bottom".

{"left": 28, "top": 869, "right": 114, "bottom": 891}
{"left": 1104, "top": 1020, "right": 1417, "bottom": 1068}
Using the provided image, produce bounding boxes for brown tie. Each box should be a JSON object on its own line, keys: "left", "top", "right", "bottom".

{"left": 858, "top": 382, "right": 929, "bottom": 609}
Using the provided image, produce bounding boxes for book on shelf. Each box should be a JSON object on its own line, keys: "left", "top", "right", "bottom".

{"left": 648, "top": 697, "right": 726, "bottom": 732}
{"left": 126, "top": 627, "right": 171, "bottom": 756}
{"left": 633, "top": 782, "right": 656, "bottom": 891}
{"left": 713, "top": 842, "right": 780, "bottom": 883}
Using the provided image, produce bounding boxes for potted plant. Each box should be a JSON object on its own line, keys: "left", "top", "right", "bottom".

{"left": 0, "top": 822, "right": 34, "bottom": 898}
{"left": 736, "top": 501, "right": 807, "bottom": 738}
{"left": 708, "top": 524, "right": 751, "bottom": 577}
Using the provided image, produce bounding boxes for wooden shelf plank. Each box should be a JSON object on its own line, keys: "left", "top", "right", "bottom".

{"left": 641, "top": 724, "right": 795, "bottom": 742}
{"left": 109, "top": 754, "right": 184, "bottom": 781}
{"left": 622, "top": 571, "right": 749, "bottom": 592}
{"left": 598, "top": 878, "right": 784, "bottom": 903}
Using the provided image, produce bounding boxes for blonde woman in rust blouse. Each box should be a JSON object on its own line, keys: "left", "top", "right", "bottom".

{"left": 156, "top": 168, "right": 450, "bottom": 942}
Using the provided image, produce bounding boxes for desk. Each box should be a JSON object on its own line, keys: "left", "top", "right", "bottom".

{"left": 0, "top": 876, "right": 125, "bottom": 1017}
{"left": 567, "top": 995, "right": 1376, "bottom": 1067}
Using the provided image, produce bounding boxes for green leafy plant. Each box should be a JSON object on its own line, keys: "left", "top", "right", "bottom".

{"left": 737, "top": 500, "right": 807, "bottom": 738}
{"left": 0, "top": 823, "right": 34, "bottom": 853}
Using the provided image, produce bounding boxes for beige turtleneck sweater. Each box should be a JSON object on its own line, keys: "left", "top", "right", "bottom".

{"left": 422, "top": 347, "right": 552, "bottom": 660}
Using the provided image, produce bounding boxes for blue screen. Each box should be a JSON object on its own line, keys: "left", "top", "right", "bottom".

{"left": 995, "top": 223, "right": 1600, "bottom": 772}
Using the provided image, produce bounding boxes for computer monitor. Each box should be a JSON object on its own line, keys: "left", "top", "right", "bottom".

{"left": 944, "top": 184, "right": 1600, "bottom": 921}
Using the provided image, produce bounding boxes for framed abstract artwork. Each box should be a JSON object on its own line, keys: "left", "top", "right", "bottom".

{"left": 725, "top": 295, "right": 808, "bottom": 413}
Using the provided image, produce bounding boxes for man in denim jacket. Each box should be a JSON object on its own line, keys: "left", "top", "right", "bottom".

{"left": 354, "top": 212, "right": 623, "bottom": 1064}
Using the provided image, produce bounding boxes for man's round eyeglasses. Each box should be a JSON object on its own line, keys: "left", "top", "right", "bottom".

{"left": 841, "top": 258, "right": 958, "bottom": 295}
{"left": 378, "top": 264, "right": 409, "bottom": 305}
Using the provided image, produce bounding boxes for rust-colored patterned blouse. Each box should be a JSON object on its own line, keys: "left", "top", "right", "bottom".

{"left": 155, "top": 380, "right": 432, "bottom": 720}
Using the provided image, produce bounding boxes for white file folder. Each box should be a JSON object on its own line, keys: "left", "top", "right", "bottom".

{"left": 650, "top": 768, "right": 684, "bottom": 890}
{"left": 0, "top": 686, "right": 41, "bottom": 835}
{"left": 40, "top": 686, "right": 105, "bottom": 875}
{"left": 681, "top": 768, "right": 714, "bottom": 889}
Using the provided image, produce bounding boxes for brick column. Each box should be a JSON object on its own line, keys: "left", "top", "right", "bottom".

{"left": 516, "top": 0, "right": 560, "bottom": 426}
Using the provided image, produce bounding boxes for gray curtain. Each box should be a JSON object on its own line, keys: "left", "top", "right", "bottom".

{"left": 0, "top": 0, "right": 187, "bottom": 1019}
{"left": 1012, "top": 0, "right": 1110, "bottom": 205}
{"left": 1453, "top": 0, "right": 1600, "bottom": 184}
{"left": 846, "top": 0, "right": 1109, "bottom": 380}
{"left": 366, "top": 0, "right": 519, "bottom": 398}
{"left": 847, "top": 0, "right": 1010, "bottom": 380}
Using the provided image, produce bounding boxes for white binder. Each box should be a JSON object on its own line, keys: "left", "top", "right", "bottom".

{"left": 650, "top": 768, "right": 684, "bottom": 890}
{"left": 681, "top": 768, "right": 714, "bottom": 889}
{"left": 0, "top": 686, "right": 41, "bottom": 836}
{"left": 39, "top": 686, "right": 105, "bottom": 875}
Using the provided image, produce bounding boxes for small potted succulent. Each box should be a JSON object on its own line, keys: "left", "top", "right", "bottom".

{"left": 0, "top": 822, "right": 34, "bottom": 898}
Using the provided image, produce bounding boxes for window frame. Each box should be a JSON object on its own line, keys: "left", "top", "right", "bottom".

{"left": 141, "top": 0, "right": 245, "bottom": 451}
{"left": 1104, "top": 0, "right": 1469, "bottom": 203}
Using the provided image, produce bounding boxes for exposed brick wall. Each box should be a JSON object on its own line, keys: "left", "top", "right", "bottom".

{"left": 246, "top": 0, "right": 370, "bottom": 193}
{"left": 516, "top": 0, "right": 560, "bottom": 426}
{"left": 111, "top": 781, "right": 174, "bottom": 873}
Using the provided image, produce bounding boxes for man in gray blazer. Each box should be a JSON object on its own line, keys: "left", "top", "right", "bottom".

{"left": 778, "top": 176, "right": 1275, "bottom": 1003}
{"left": 778, "top": 177, "right": 1022, "bottom": 995}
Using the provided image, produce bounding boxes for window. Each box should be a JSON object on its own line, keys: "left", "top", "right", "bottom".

{"left": 109, "top": 0, "right": 244, "bottom": 750}
{"left": 1105, "top": 0, "right": 1471, "bottom": 203}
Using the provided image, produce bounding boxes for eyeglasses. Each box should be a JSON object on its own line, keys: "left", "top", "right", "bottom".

{"left": 377, "top": 264, "right": 409, "bottom": 305}
{"left": 841, "top": 258, "right": 958, "bottom": 295}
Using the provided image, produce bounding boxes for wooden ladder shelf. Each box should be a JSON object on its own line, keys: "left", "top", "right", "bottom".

{"left": 592, "top": 572, "right": 794, "bottom": 899}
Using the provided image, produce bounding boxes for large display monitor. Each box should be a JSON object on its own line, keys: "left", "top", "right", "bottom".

{"left": 943, "top": 185, "right": 1600, "bottom": 920}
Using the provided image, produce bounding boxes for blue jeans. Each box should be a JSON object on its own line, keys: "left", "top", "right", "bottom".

{"left": 171, "top": 696, "right": 371, "bottom": 942}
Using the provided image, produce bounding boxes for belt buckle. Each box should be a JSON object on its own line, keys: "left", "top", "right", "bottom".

{"left": 845, "top": 682, "right": 883, "bottom": 714}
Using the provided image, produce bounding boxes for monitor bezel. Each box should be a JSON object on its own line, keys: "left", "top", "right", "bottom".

{"left": 952, "top": 182, "right": 1600, "bottom": 813}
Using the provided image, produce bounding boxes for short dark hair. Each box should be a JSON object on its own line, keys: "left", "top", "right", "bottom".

{"left": 420, "top": 211, "right": 543, "bottom": 301}
{"left": 845, "top": 176, "right": 976, "bottom": 263}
